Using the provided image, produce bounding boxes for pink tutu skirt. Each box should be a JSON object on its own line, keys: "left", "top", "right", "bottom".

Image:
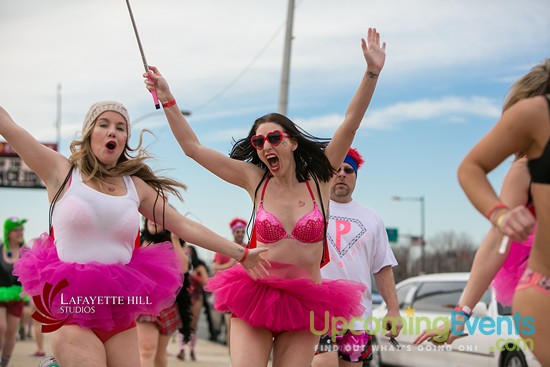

{"left": 492, "top": 230, "right": 534, "bottom": 306}
{"left": 13, "top": 233, "right": 182, "bottom": 332}
{"left": 205, "top": 261, "right": 366, "bottom": 334}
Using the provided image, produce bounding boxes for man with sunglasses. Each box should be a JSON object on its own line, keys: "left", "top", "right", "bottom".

{"left": 313, "top": 148, "right": 402, "bottom": 367}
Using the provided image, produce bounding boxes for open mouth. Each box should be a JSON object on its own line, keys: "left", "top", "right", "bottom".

{"left": 105, "top": 141, "right": 117, "bottom": 151}
{"left": 266, "top": 155, "right": 280, "bottom": 170}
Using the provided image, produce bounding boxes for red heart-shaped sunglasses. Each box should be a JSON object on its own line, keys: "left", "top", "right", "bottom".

{"left": 250, "top": 130, "right": 290, "bottom": 150}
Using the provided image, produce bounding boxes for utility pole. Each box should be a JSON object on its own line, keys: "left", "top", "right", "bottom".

{"left": 56, "top": 84, "right": 62, "bottom": 151}
{"left": 392, "top": 195, "right": 426, "bottom": 274}
{"left": 278, "top": 0, "right": 295, "bottom": 115}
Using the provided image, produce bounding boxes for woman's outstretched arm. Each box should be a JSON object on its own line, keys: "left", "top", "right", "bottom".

{"left": 135, "top": 177, "right": 270, "bottom": 279}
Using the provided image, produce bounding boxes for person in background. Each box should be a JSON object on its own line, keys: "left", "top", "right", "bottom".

{"left": 212, "top": 218, "right": 248, "bottom": 275}
{"left": 178, "top": 245, "right": 209, "bottom": 361}
{"left": 312, "top": 148, "right": 401, "bottom": 367}
{"left": 18, "top": 300, "right": 31, "bottom": 342}
{"left": 23, "top": 238, "right": 46, "bottom": 358}
{"left": 174, "top": 238, "right": 193, "bottom": 360}
{"left": 136, "top": 217, "right": 188, "bottom": 367}
{"left": 0, "top": 217, "right": 27, "bottom": 367}
{"left": 211, "top": 218, "right": 248, "bottom": 348}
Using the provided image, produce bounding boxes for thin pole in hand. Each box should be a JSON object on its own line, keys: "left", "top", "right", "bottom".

{"left": 125, "top": 0, "right": 160, "bottom": 109}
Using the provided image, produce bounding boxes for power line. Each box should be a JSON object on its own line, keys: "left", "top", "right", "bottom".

{"left": 192, "top": 1, "right": 303, "bottom": 113}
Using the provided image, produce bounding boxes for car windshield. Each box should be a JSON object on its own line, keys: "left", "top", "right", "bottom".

{"left": 412, "top": 281, "right": 466, "bottom": 313}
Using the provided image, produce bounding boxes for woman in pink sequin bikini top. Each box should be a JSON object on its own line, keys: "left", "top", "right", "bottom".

{"left": 146, "top": 27, "right": 386, "bottom": 367}
{"left": 255, "top": 177, "right": 325, "bottom": 244}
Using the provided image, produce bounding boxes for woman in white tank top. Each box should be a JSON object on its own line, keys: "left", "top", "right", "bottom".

{"left": 0, "top": 101, "right": 269, "bottom": 367}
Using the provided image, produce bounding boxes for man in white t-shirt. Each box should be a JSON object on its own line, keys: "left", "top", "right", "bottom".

{"left": 313, "top": 148, "right": 402, "bottom": 366}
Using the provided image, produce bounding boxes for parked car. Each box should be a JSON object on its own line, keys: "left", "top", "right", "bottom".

{"left": 369, "top": 272, "right": 540, "bottom": 367}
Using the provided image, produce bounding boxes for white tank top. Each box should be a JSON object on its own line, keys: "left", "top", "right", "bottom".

{"left": 52, "top": 168, "right": 140, "bottom": 264}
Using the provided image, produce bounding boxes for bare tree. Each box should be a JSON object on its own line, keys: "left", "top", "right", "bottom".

{"left": 389, "top": 231, "right": 477, "bottom": 284}
{"left": 391, "top": 246, "right": 410, "bottom": 283}
{"left": 424, "top": 231, "right": 476, "bottom": 274}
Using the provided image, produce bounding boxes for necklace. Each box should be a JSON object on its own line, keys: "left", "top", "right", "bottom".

{"left": 100, "top": 180, "right": 123, "bottom": 194}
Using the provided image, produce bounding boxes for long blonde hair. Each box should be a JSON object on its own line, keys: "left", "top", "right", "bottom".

{"left": 69, "top": 105, "right": 186, "bottom": 200}
{"left": 503, "top": 58, "right": 550, "bottom": 112}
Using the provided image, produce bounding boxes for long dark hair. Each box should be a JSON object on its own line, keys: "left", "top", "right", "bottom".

{"left": 187, "top": 245, "right": 207, "bottom": 271}
{"left": 140, "top": 217, "right": 171, "bottom": 245}
{"left": 230, "top": 113, "right": 336, "bottom": 183}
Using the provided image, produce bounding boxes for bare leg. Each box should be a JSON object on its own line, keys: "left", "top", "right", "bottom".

{"left": 224, "top": 313, "right": 231, "bottom": 349}
{"left": 187, "top": 295, "right": 203, "bottom": 360}
{"left": 311, "top": 351, "right": 339, "bottom": 367}
{"left": 31, "top": 303, "right": 45, "bottom": 355}
{"left": 272, "top": 330, "right": 319, "bottom": 367}
{"left": 51, "top": 325, "right": 107, "bottom": 367}
{"left": 189, "top": 332, "right": 197, "bottom": 360}
{"left": 0, "top": 308, "right": 7, "bottom": 356}
{"left": 514, "top": 287, "right": 550, "bottom": 365}
{"left": 136, "top": 321, "right": 159, "bottom": 367}
{"left": 1, "top": 313, "right": 20, "bottom": 364}
{"left": 153, "top": 334, "right": 171, "bottom": 367}
{"left": 33, "top": 319, "right": 45, "bottom": 354}
{"left": 20, "top": 303, "right": 32, "bottom": 340}
{"left": 230, "top": 318, "right": 273, "bottom": 367}
{"left": 104, "top": 326, "right": 141, "bottom": 367}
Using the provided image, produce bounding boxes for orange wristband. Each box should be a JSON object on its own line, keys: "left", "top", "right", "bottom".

{"left": 162, "top": 99, "right": 176, "bottom": 108}
{"left": 487, "top": 203, "right": 508, "bottom": 220}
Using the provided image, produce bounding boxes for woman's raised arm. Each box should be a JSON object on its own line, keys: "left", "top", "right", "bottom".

{"left": 144, "top": 66, "right": 262, "bottom": 192}
{"left": 0, "top": 107, "right": 71, "bottom": 198}
{"left": 325, "top": 27, "right": 386, "bottom": 169}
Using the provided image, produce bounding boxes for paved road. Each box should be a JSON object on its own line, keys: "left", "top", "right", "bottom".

{"left": 10, "top": 332, "right": 231, "bottom": 367}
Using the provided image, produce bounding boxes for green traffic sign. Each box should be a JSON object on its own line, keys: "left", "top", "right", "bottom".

{"left": 386, "top": 228, "right": 398, "bottom": 243}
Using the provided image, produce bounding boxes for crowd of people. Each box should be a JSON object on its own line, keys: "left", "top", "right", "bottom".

{"left": 0, "top": 21, "right": 548, "bottom": 367}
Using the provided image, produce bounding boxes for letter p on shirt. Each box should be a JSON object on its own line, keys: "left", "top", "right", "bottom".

{"left": 335, "top": 219, "right": 351, "bottom": 251}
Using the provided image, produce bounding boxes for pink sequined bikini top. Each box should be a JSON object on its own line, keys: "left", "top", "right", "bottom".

{"left": 254, "top": 177, "right": 325, "bottom": 244}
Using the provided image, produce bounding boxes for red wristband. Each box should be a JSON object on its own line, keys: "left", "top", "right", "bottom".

{"left": 162, "top": 99, "right": 176, "bottom": 108}
{"left": 487, "top": 203, "right": 508, "bottom": 220}
{"left": 238, "top": 247, "right": 249, "bottom": 263}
